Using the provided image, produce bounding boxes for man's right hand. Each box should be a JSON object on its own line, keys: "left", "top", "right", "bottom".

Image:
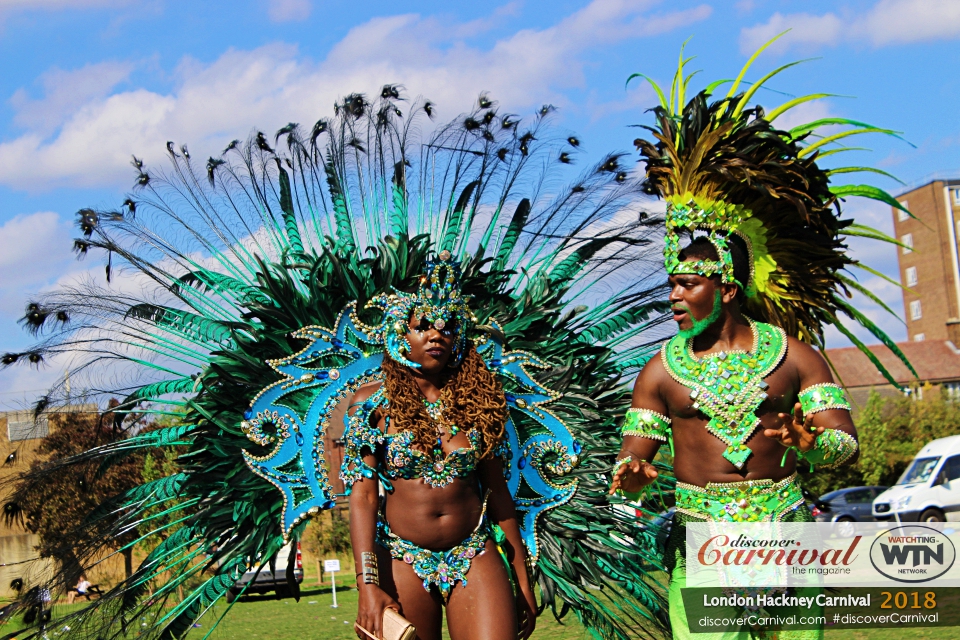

{"left": 608, "top": 457, "right": 658, "bottom": 496}
{"left": 356, "top": 583, "right": 400, "bottom": 639}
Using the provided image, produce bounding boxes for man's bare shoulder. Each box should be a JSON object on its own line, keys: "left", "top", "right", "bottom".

{"left": 784, "top": 335, "right": 832, "bottom": 381}
{"left": 630, "top": 346, "right": 673, "bottom": 412}
{"left": 634, "top": 347, "right": 670, "bottom": 386}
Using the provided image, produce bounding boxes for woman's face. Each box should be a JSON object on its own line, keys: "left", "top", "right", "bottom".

{"left": 405, "top": 313, "right": 457, "bottom": 376}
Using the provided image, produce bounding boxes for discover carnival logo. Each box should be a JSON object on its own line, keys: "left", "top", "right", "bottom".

{"left": 869, "top": 525, "right": 956, "bottom": 583}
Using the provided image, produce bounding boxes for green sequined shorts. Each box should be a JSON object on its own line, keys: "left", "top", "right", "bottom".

{"left": 675, "top": 473, "right": 805, "bottom": 524}
{"left": 666, "top": 494, "right": 819, "bottom": 639}
{"left": 667, "top": 474, "right": 811, "bottom": 575}
{"left": 376, "top": 498, "right": 491, "bottom": 602}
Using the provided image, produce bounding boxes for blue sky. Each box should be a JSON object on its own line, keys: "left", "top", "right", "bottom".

{"left": 1, "top": 0, "right": 959, "bottom": 406}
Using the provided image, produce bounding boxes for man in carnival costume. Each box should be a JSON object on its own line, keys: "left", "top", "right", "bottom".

{"left": 610, "top": 40, "right": 915, "bottom": 639}
{"left": 2, "top": 89, "right": 671, "bottom": 640}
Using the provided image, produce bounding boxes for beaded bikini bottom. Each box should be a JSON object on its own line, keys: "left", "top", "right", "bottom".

{"left": 675, "top": 473, "right": 805, "bottom": 523}
{"left": 376, "top": 498, "right": 491, "bottom": 602}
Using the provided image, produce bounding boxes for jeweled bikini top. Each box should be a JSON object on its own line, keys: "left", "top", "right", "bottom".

{"left": 340, "top": 386, "right": 481, "bottom": 489}
{"left": 383, "top": 428, "right": 481, "bottom": 487}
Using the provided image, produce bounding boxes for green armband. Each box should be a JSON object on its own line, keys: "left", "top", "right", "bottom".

{"left": 621, "top": 408, "right": 671, "bottom": 441}
{"left": 798, "top": 383, "right": 850, "bottom": 415}
{"left": 793, "top": 429, "right": 859, "bottom": 470}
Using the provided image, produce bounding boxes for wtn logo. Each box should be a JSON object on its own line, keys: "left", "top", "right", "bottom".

{"left": 879, "top": 544, "right": 944, "bottom": 567}
{"left": 870, "top": 526, "right": 956, "bottom": 583}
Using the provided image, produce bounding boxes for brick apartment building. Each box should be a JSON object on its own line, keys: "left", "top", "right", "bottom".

{"left": 824, "top": 179, "right": 960, "bottom": 404}
{"left": 892, "top": 179, "right": 960, "bottom": 343}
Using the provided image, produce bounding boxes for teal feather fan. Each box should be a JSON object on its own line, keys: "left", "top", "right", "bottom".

{"left": 3, "top": 89, "right": 671, "bottom": 639}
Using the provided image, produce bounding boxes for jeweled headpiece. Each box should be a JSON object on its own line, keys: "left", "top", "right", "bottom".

{"left": 664, "top": 196, "right": 763, "bottom": 295}
{"left": 363, "top": 250, "right": 474, "bottom": 368}
{"left": 631, "top": 36, "right": 916, "bottom": 385}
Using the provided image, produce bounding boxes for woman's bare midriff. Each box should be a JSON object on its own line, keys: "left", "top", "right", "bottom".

{"left": 382, "top": 476, "right": 484, "bottom": 550}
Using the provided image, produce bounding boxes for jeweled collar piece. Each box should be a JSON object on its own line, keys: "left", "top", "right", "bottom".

{"left": 661, "top": 320, "right": 786, "bottom": 469}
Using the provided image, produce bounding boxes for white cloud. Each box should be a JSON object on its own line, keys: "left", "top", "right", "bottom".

{"left": 740, "top": 0, "right": 960, "bottom": 54}
{"left": 741, "top": 12, "right": 843, "bottom": 53}
{"left": 860, "top": 0, "right": 960, "bottom": 46}
{"left": 9, "top": 61, "right": 134, "bottom": 135}
{"left": 0, "top": 211, "right": 76, "bottom": 316}
{"left": 0, "top": 0, "right": 711, "bottom": 191}
{"left": 266, "top": 0, "right": 310, "bottom": 23}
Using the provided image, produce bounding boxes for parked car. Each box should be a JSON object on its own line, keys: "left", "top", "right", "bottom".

{"left": 873, "top": 435, "right": 960, "bottom": 523}
{"left": 811, "top": 486, "right": 888, "bottom": 536}
{"left": 226, "top": 542, "right": 303, "bottom": 602}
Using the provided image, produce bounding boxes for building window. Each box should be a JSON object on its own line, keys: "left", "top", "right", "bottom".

{"left": 910, "top": 299, "right": 922, "bottom": 320}
{"left": 905, "top": 266, "right": 918, "bottom": 287}
{"left": 944, "top": 381, "right": 960, "bottom": 401}
{"left": 898, "top": 200, "right": 910, "bottom": 222}
{"left": 914, "top": 333, "right": 925, "bottom": 341}
{"left": 901, "top": 233, "right": 913, "bottom": 254}
{"left": 7, "top": 418, "right": 49, "bottom": 442}
{"left": 954, "top": 190, "right": 960, "bottom": 206}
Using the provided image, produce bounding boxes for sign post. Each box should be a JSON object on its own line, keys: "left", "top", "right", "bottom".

{"left": 324, "top": 559, "right": 341, "bottom": 608}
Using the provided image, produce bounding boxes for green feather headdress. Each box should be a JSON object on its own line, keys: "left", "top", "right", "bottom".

{"left": 631, "top": 34, "right": 917, "bottom": 386}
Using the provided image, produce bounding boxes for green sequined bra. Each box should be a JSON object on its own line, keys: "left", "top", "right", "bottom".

{"left": 661, "top": 320, "right": 787, "bottom": 469}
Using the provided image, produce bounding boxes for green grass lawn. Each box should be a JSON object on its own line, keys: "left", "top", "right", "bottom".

{"left": 1, "top": 586, "right": 955, "bottom": 639}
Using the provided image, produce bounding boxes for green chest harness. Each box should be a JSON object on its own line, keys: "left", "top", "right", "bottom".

{"left": 661, "top": 320, "right": 786, "bottom": 469}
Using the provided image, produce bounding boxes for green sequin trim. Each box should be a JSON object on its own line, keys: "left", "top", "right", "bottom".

{"left": 661, "top": 320, "right": 787, "bottom": 469}
{"left": 621, "top": 408, "right": 671, "bottom": 442}
{"left": 675, "top": 473, "right": 804, "bottom": 522}
{"left": 797, "top": 429, "right": 858, "bottom": 470}
{"left": 799, "top": 383, "right": 851, "bottom": 415}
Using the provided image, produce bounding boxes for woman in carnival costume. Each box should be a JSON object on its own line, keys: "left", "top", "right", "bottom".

{"left": 343, "top": 254, "right": 535, "bottom": 640}
{"left": 611, "top": 37, "right": 916, "bottom": 639}
{"left": 2, "top": 88, "right": 671, "bottom": 639}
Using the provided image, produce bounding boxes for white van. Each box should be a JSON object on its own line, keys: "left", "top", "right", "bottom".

{"left": 873, "top": 435, "right": 960, "bottom": 523}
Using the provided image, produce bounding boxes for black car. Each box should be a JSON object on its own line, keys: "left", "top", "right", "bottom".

{"left": 812, "top": 486, "right": 888, "bottom": 536}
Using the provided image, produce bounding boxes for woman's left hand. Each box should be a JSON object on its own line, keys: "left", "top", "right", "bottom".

{"left": 516, "top": 585, "right": 537, "bottom": 639}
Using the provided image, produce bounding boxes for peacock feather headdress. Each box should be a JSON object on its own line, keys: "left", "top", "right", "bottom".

{"left": 2, "top": 88, "right": 671, "bottom": 639}
{"left": 631, "top": 35, "right": 917, "bottom": 386}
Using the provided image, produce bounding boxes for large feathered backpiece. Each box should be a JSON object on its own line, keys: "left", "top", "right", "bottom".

{"left": 1, "top": 88, "right": 671, "bottom": 639}
{"left": 631, "top": 36, "right": 917, "bottom": 385}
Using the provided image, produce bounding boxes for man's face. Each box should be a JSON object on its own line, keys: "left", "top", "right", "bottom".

{"left": 668, "top": 272, "right": 720, "bottom": 333}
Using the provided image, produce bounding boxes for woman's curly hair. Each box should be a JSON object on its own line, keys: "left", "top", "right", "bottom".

{"left": 381, "top": 343, "right": 507, "bottom": 460}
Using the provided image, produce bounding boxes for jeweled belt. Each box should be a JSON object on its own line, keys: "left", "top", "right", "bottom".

{"left": 675, "top": 473, "right": 804, "bottom": 522}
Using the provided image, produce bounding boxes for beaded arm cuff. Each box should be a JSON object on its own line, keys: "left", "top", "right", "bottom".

{"left": 798, "top": 383, "right": 850, "bottom": 415}
{"left": 797, "top": 429, "right": 859, "bottom": 470}
{"left": 621, "top": 408, "right": 671, "bottom": 441}
{"left": 340, "top": 392, "right": 386, "bottom": 490}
